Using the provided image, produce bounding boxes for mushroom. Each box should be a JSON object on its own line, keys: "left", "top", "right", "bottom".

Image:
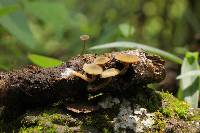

{"left": 114, "top": 53, "right": 140, "bottom": 75}
{"left": 80, "top": 34, "right": 90, "bottom": 55}
{"left": 88, "top": 68, "right": 120, "bottom": 92}
{"left": 101, "top": 68, "right": 120, "bottom": 78}
{"left": 83, "top": 63, "right": 103, "bottom": 75}
{"left": 60, "top": 63, "right": 103, "bottom": 83}
{"left": 94, "top": 56, "right": 110, "bottom": 65}
{"left": 82, "top": 63, "right": 103, "bottom": 82}
{"left": 73, "top": 71, "right": 91, "bottom": 82}
{"left": 59, "top": 68, "right": 91, "bottom": 82}
{"left": 73, "top": 63, "right": 104, "bottom": 82}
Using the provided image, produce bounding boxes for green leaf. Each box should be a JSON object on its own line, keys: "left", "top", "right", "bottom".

{"left": 177, "top": 70, "right": 200, "bottom": 79}
{"left": 90, "top": 41, "right": 183, "bottom": 64}
{"left": 28, "top": 54, "right": 63, "bottom": 68}
{"left": 0, "top": 0, "right": 37, "bottom": 49}
{"left": 178, "top": 52, "right": 200, "bottom": 108}
{"left": 0, "top": 5, "right": 17, "bottom": 17}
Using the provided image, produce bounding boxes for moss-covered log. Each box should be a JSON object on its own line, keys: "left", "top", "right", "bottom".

{"left": 0, "top": 50, "right": 165, "bottom": 111}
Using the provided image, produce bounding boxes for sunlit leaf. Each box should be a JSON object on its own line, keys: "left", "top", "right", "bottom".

{"left": 28, "top": 54, "right": 63, "bottom": 68}
{"left": 178, "top": 52, "right": 200, "bottom": 108}
{"left": 90, "top": 41, "right": 183, "bottom": 64}
{"left": 0, "top": 0, "right": 37, "bottom": 49}
{"left": 0, "top": 5, "right": 17, "bottom": 17}
{"left": 177, "top": 70, "right": 200, "bottom": 79}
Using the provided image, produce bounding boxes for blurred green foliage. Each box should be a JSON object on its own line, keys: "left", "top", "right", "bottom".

{"left": 0, "top": 0, "right": 200, "bottom": 70}
{"left": 0, "top": 5, "right": 17, "bottom": 17}
{"left": 178, "top": 52, "right": 200, "bottom": 108}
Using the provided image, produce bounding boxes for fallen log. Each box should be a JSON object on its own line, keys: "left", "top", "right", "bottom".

{"left": 0, "top": 50, "right": 165, "bottom": 110}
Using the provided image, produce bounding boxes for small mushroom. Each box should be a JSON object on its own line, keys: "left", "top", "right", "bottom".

{"left": 83, "top": 63, "right": 103, "bottom": 75}
{"left": 114, "top": 53, "right": 139, "bottom": 63}
{"left": 114, "top": 53, "right": 140, "bottom": 75}
{"left": 80, "top": 34, "right": 90, "bottom": 55}
{"left": 83, "top": 63, "right": 103, "bottom": 82}
{"left": 58, "top": 68, "right": 91, "bottom": 82}
{"left": 94, "top": 56, "right": 110, "bottom": 65}
{"left": 88, "top": 68, "right": 120, "bottom": 92}
{"left": 101, "top": 68, "right": 120, "bottom": 78}
{"left": 61, "top": 64, "right": 103, "bottom": 82}
{"left": 73, "top": 71, "right": 91, "bottom": 82}
{"left": 80, "top": 34, "right": 90, "bottom": 41}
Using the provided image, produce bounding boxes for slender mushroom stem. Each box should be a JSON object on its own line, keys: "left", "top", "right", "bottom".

{"left": 81, "top": 40, "right": 86, "bottom": 55}
{"left": 87, "top": 77, "right": 112, "bottom": 92}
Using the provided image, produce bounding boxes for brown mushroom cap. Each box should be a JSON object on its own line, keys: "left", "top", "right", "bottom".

{"left": 94, "top": 56, "right": 110, "bottom": 65}
{"left": 83, "top": 63, "right": 103, "bottom": 75}
{"left": 101, "top": 68, "right": 120, "bottom": 78}
{"left": 114, "top": 53, "right": 139, "bottom": 63}
{"left": 80, "top": 35, "right": 90, "bottom": 41}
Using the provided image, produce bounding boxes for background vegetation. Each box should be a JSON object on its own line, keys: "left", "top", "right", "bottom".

{"left": 1, "top": 0, "right": 199, "bottom": 69}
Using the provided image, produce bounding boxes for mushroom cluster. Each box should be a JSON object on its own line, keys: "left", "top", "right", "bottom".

{"left": 82, "top": 56, "right": 120, "bottom": 91}
{"left": 62, "top": 53, "right": 140, "bottom": 92}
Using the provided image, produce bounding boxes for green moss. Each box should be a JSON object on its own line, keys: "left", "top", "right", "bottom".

{"left": 190, "top": 115, "right": 200, "bottom": 121}
{"left": 134, "top": 89, "right": 190, "bottom": 119}
{"left": 18, "top": 108, "right": 115, "bottom": 133}
{"left": 18, "top": 108, "right": 81, "bottom": 133}
{"left": 82, "top": 112, "right": 113, "bottom": 133}
{"left": 19, "top": 125, "right": 57, "bottom": 133}
{"left": 153, "top": 111, "right": 166, "bottom": 132}
{"left": 187, "top": 109, "right": 200, "bottom": 121}
{"left": 158, "top": 92, "right": 190, "bottom": 118}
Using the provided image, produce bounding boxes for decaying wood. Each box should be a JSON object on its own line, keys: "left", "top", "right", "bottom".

{"left": 0, "top": 50, "right": 165, "bottom": 110}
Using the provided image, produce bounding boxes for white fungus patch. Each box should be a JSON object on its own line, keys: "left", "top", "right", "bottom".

{"left": 113, "top": 103, "right": 155, "bottom": 133}
{"left": 61, "top": 68, "right": 75, "bottom": 78}
{"left": 134, "top": 107, "right": 147, "bottom": 115}
{"left": 133, "top": 105, "right": 155, "bottom": 133}
{"left": 98, "top": 96, "right": 120, "bottom": 109}
{"left": 113, "top": 100, "right": 136, "bottom": 132}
